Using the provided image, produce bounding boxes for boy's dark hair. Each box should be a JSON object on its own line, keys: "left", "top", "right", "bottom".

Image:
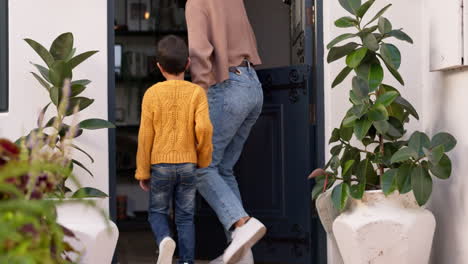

{"left": 157, "top": 35, "right": 189, "bottom": 75}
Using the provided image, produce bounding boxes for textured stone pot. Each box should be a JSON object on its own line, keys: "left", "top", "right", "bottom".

{"left": 333, "top": 190, "right": 435, "bottom": 264}
{"left": 56, "top": 198, "right": 119, "bottom": 263}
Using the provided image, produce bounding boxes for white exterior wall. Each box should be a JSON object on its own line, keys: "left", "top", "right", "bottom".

{"left": 324, "top": 0, "right": 468, "bottom": 263}
{"left": 0, "top": 1, "right": 110, "bottom": 211}
{"left": 422, "top": 2, "right": 468, "bottom": 263}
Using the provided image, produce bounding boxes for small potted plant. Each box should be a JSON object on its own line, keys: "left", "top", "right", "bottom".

{"left": 19, "top": 32, "right": 118, "bottom": 263}
{"left": 309, "top": 1, "right": 456, "bottom": 263}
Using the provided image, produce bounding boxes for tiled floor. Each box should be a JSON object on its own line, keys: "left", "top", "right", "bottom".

{"left": 116, "top": 230, "right": 209, "bottom": 264}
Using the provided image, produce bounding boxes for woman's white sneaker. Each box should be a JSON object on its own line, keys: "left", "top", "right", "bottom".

{"left": 157, "top": 237, "right": 176, "bottom": 264}
{"left": 223, "top": 218, "right": 266, "bottom": 264}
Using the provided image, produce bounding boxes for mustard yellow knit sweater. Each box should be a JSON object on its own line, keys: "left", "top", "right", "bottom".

{"left": 135, "top": 80, "right": 213, "bottom": 180}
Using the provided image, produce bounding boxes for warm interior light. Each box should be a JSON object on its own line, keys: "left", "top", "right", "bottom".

{"left": 144, "top": 11, "right": 150, "bottom": 20}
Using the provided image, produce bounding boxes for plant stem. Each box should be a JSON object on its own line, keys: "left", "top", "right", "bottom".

{"left": 378, "top": 134, "right": 385, "bottom": 187}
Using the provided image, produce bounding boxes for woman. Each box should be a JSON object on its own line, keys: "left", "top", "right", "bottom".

{"left": 186, "top": 0, "right": 266, "bottom": 263}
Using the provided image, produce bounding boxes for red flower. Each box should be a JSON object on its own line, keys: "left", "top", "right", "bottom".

{"left": 0, "top": 139, "right": 20, "bottom": 156}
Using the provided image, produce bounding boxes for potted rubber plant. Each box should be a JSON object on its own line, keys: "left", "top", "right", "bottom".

{"left": 309, "top": 1, "right": 457, "bottom": 263}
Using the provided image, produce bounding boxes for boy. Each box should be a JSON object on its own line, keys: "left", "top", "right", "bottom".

{"left": 135, "top": 35, "right": 213, "bottom": 264}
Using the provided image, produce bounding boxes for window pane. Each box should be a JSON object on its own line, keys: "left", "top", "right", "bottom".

{"left": 0, "top": 1, "right": 8, "bottom": 112}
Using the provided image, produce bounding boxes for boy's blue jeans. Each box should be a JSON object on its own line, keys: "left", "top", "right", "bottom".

{"left": 148, "top": 163, "right": 196, "bottom": 264}
{"left": 197, "top": 66, "right": 263, "bottom": 237}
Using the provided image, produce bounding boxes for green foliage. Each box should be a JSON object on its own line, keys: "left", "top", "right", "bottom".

{"left": 312, "top": 1, "right": 457, "bottom": 211}
{"left": 23, "top": 33, "right": 115, "bottom": 194}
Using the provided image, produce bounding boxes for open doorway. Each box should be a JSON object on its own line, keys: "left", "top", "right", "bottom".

{"left": 111, "top": 0, "right": 324, "bottom": 263}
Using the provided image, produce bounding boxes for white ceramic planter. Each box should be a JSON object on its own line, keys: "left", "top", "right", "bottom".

{"left": 333, "top": 190, "right": 435, "bottom": 264}
{"left": 56, "top": 198, "right": 119, "bottom": 264}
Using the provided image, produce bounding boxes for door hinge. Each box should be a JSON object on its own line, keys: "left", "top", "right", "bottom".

{"left": 309, "top": 104, "right": 316, "bottom": 124}
{"left": 306, "top": 6, "right": 315, "bottom": 26}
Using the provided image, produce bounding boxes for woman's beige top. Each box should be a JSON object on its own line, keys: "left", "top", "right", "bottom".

{"left": 186, "top": 0, "right": 262, "bottom": 89}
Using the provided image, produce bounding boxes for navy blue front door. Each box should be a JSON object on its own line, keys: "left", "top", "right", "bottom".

{"left": 195, "top": 65, "right": 322, "bottom": 263}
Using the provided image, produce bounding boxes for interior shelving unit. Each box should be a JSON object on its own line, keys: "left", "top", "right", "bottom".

{"left": 114, "top": 0, "right": 188, "bottom": 231}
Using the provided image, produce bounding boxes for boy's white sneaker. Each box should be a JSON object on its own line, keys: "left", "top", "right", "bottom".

{"left": 223, "top": 218, "right": 266, "bottom": 264}
{"left": 157, "top": 237, "right": 176, "bottom": 264}
{"left": 209, "top": 249, "right": 253, "bottom": 264}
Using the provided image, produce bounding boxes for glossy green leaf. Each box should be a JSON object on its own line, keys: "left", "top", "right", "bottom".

{"left": 368, "top": 103, "right": 389, "bottom": 121}
{"left": 411, "top": 166, "right": 433, "bottom": 206}
{"left": 350, "top": 182, "right": 366, "bottom": 199}
{"left": 71, "top": 144, "right": 94, "bottom": 163}
{"left": 24, "top": 38, "right": 55, "bottom": 67}
{"left": 79, "top": 118, "right": 115, "bottom": 130}
{"left": 332, "top": 183, "right": 350, "bottom": 211}
{"left": 71, "top": 83, "right": 86, "bottom": 97}
{"left": 72, "top": 79, "right": 92, "bottom": 86}
{"left": 66, "top": 97, "right": 94, "bottom": 116}
{"left": 331, "top": 144, "right": 343, "bottom": 156}
{"left": 354, "top": 118, "right": 373, "bottom": 140}
{"left": 425, "top": 145, "right": 445, "bottom": 165}
{"left": 373, "top": 120, "right": 390, "bottom": 134}
{"left": 357, "top": 0, "right": 375, "bottom": 18}
{"left": 330, "top": 156, "right": 341, "bottom": 171}
{"left": 376, "top": 91, "right": 398, "bottom": 106}
{"left": 342, "top": 160, "right": 355, "bottom": 176}
{"left": 362, "top": 137, "right": 374, "bottom": 146}
{"left": 386, "top": 30, "right": 414, "bottom": 44}
{"left": 346, "top": 47, "right": 368, "bottom": 68}
{"left": 32, "top": 63, "right": 51, "bottom": 82}
{"left": 429, "top": 154, "right": 452, "bottom": 179}
{"left": 408, "top": 131, "right": 430, "bottom": 157}
{"left": 327, "top": 33, "right": 357, "bottom": 49}
{"left": 72, "top": 187, "right": 108, "bottom": 198}
{"left": 368, "top": 63, "right": 384, "bottom": 91}
{"left": 391, "top": 147, "right": 418, "bottom": 163}
{"left": 335, "top": 16, "right": 359, "bottom": 28}
{"left": 49, "top": 86, "right": 60, "bottom": 106}
{"left": 329, "top": 128, "right": 341, "bottom": 144}
{"left": 352, "top": 76, "right": 370, "bottom": 97}
{"left": 328, "top": 42, "right": 359, "bottom": 63}
{"left": 65, "top": 47, "right": 77, "bottom": 61}
{"left": 69, "top": 51, "right": 99, "bottom": 69}
{"left": 364, "top": 4, "right": 392, "bottom": 27}
{"left": 357, "top": 159, "right": 378, "bottom": 186}
{"left": 397, "top": 164, "right": 412, "bottom": 194}
{"left": 350, "top": 90, "right": 366, "bottom": 105}
{"left": 359, "top": 26, "right": 380, "bottom": 39}
{"left": 332, "top": 67, "right": 353, "bottom": 88}
{"left": 343, "top": 115, "right": 358, "bottom": 127}
{"left": 50, "top": 32, "right": 74, "bottom": 60}
{"left": 381, "top": 58, "right": 405, "bottom": 85}
{"left": 431, "top": 132, "right": 457, "bottom": 152}
{"left": 382, "top": 169, "right": 397, "bottom": 195}
{"left": 387, "top": 117, "right": 405, "bottom": 139}
{"left": 340, "top": 125, "right": 354, "bottom": 141}
{"left": 352, "top": 104, "right": 369, "bottom": 118}
{"left": 312, "top": 177, "right": 326, "bottom": 199}
{"left": 363, "top": 33, "right": 379, "bottom": 51}
{"left": 31, "top": 72, "right": 50, "bottom": 91}
{"left": 49, "top": 60, "right": 72, "bottom": 88}
{"left": 338, "top": 0, "right": 362, "bottom": 15}
{"left": 378, "top": 17, "right": 392, "bottom": 34}
{"left": 72, "top": 159, "right": 93, "bottom": 177}
{"left": 394, "top": 95, "right": 419, "bottom": 119}
{"left": 380, "top": 43, "right": 401, "bottom": 69}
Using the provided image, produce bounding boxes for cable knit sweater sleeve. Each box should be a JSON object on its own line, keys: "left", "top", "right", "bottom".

{"left": 194, "top": 87, "right": 213, "bottom": 168}
{"left": 135, "top": 89, "right": 155, "bottom": 180}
